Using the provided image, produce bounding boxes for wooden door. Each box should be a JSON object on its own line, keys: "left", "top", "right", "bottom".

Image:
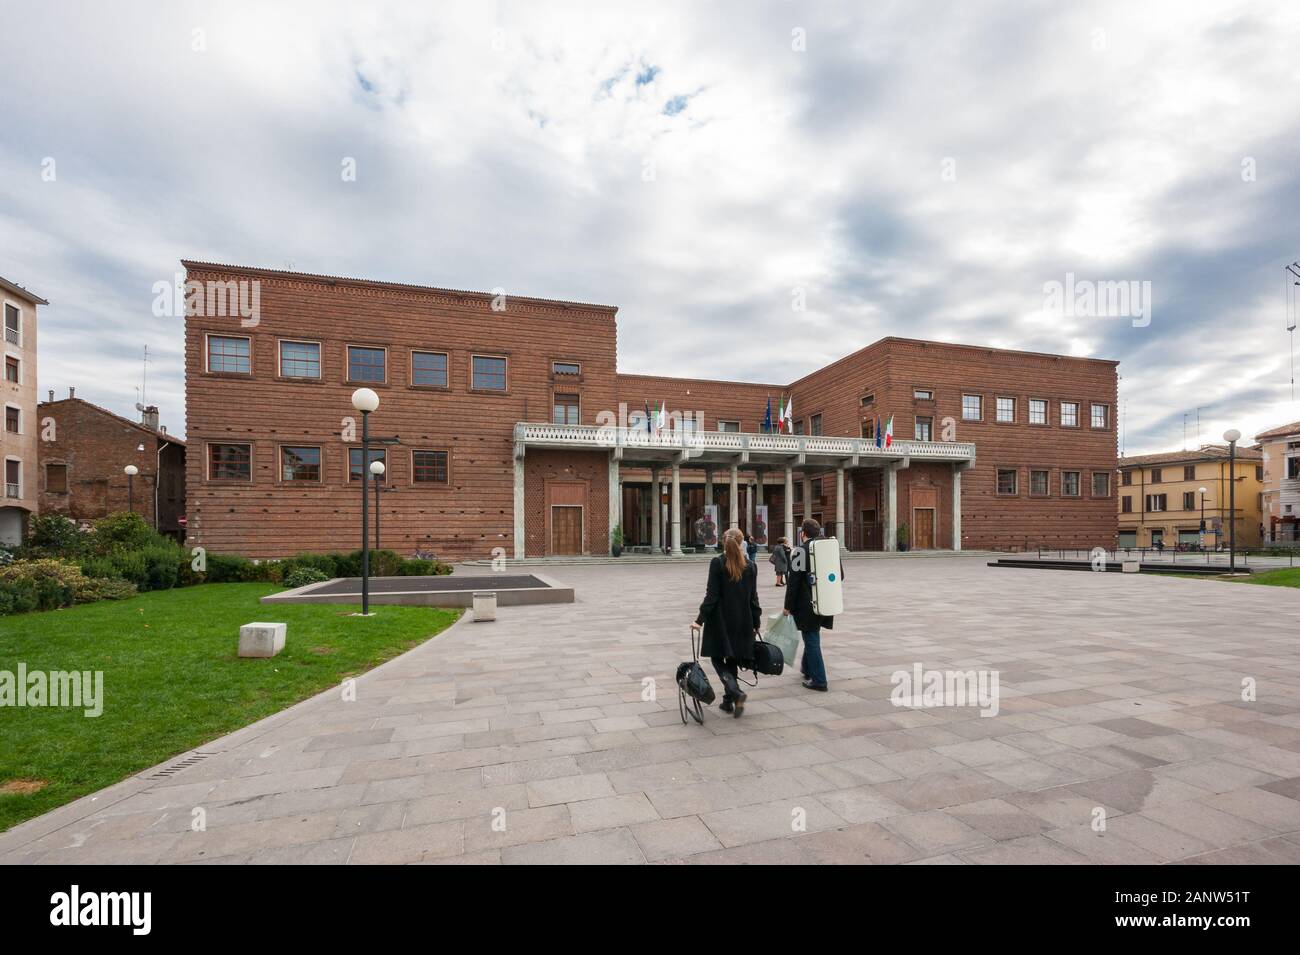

{"left": 550, "top": 505, "right": 583, "bottom": 554}
{"left": 913, "top": 507, "right": 936, "bottom": 550}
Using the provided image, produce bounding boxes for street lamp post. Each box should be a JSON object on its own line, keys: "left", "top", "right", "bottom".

{"left": 351, "top": 388, "right": 380, "bottom": 615}
{"left": 1198, "top": 485, "right": 1208, "bottom": 550}
{"left": 124, "top": 465, "right": 139, "bottom": 514}
{"left": 370, "top": 460, "right": 386, "bottom": 551}
{"left": 1224, "top": 429, "right": 1241, "bottom": 573}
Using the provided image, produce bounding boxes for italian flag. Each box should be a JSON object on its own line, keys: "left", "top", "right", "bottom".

{"left": 884, "top": 414, "right": 894, "bottom": 448}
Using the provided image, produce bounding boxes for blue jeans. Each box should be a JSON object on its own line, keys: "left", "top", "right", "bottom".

{"left": 800, "top": 628, "right": 827, "bottom": 687}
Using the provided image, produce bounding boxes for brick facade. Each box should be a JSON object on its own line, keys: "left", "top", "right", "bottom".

{"left": 184, "top": 263, "right": 1118, "bottom": 560}
{"left": 36, "top": 395, "right": 186, "bottom": 537}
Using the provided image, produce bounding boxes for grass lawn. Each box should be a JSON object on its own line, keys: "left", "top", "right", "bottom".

{"left": 0, "top": 583, "right": 460, "bottom": 832}
{"left": 1230, "top": 567, "right": 1300, "bottom": 588}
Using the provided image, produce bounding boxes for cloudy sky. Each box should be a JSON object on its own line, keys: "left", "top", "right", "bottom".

{"left": 3, "top": 0, "right": 1299, "bottom": 453}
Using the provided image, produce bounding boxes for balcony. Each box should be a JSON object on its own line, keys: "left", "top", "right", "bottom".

{"left": 514, "top": 422, "right": 975, "bottom": 467}
{"left": 5, "top": 483, "right": 19, "bottom": 499}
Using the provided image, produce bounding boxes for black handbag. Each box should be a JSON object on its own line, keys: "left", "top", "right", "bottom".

{"left": 676, "top": 626, "right": 715, "bottom": 724}
{"left": 748, "top": 637, "right": 785, "bottom": 676}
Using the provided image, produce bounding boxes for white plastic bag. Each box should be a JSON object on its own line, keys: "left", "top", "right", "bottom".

{"left": 764, "top": 612, "right": 800, "bottom": 671}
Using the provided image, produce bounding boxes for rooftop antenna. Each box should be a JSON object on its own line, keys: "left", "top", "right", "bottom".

{"left": 134, "top": 345, "right": 151, "bottom": 414}
{"left": 1286, "top": 262, "right": 1300, "bottom": 404}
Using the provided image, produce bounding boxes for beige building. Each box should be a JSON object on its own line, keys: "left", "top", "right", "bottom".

{"left": 1117, "top": 444, "right": 1263, "bottom": 550}
{"left": 1255, "top": 419, "right": 1300, "bottom": 543}
{"left": 0, "top": 275, "right": 45, "bottom": 546}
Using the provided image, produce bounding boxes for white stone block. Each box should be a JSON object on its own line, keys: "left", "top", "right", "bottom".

{"left": 239, "top": 622, "right": 287, "bottom": 658}
{"left": 473, "top": 592, "right": 497, "bottom": 622}
{"left": 1122, "top": 561, "right": 1140, "bottom": 574}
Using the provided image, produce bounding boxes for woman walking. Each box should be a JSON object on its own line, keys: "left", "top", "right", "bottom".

{"left": 769, "top": 535, "right": 791, "bottom": 586}
{"left": 692, "top": 527, "right": 762, "bottom": 716}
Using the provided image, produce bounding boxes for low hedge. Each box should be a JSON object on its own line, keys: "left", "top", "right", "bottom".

{"left": 0, "top": 558, "right": 137, "bottom": 615}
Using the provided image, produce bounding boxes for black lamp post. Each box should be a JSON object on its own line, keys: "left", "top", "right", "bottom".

{"left": 351, "top": 388, "right": 380, "bottom": 615}
{"left": 124, "top": 464, "right": 138, "bottom": 514}
{"left": 1198, "top": 485, "right": 1208, "bottom": 549}
{"left": 1224, "top": 429, "right": 1241, "bottom": 573}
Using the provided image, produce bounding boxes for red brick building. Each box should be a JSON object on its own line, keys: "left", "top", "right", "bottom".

{"left": 37, "top": 392, "right": 187, "bottom": 538}
{"left": 183, "top": 262, "right": 1118, "bottom": 560}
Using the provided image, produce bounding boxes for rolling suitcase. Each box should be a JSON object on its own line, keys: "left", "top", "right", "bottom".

{"left": 808, "top": 537, "right": 844, "bottom": 616}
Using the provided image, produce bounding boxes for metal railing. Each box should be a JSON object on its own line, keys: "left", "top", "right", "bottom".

{"left": 515, "top": 422, "right": 976, "bottom": 462}
{"left": 1031, "top": 545, "right": 1296, "bottom": 568}
{"left": 4, "top": 483, "right": 19, "bottom": 499}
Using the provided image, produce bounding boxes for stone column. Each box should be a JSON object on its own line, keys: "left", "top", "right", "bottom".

{"left": 803, "top": 473, "right": 813, "bottom": 523}
{"left": 513, "top": 453, "right": 526, "bottom": 560}
{"left": 784, "top": 464, "right": 795, "bottom": 543}
{"left": 754, "top": 468, "right": 765, "bottom": 548}
{"left": 835, "top": 466, "right": 846, "bottom": 547}
{"left": 650, "top": 467, "right": 661, "bottom": 554}
{"left": 845, "top": 474, "right": 855, "bottom": 551}
{"left": 704, "top": 467, "right": 714, "bottom": 511}
{"left": 670, "top": 462, "right": 683, "bottom": 556}
{"left": 608, "top": 453, "right": 620, "bottom": 555}
{"left": 952, "top": 463, "right": 963, "bottom": 551}
{"left": 883, "top": 465, "right": 897, "bottom": 552}
{"left": 729, "top": 464, "right": 739, "bottom": 529}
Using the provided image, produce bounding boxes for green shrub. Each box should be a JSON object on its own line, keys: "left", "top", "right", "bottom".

{"left": 0, "top": 558, "right": 134, "bottom": 613}
{"left": 395, "top": 558, "right": 452, "bottom": 576}
{"left": 203, "top": 553, "right": 280, "bottom": 583}
{"left": 23, "top": 514, "right": 89, "bottom": 559}
{"left": 284, "top": 566, "right": 330, "bottom": 589}
{"left": 89, "top": 511, "right": 162, "bottom": 554}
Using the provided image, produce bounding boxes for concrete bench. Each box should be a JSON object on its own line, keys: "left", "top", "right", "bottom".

{"left": 239, "top": 622, "right": 286, "bottom": 658}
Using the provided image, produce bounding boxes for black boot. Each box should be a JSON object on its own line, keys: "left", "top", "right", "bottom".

{"left": 718, "top": 669, "right": 746, "bottom": 718}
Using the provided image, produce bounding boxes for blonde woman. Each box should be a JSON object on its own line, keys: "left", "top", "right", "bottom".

{"left": 691, "top": 527, "right": 762, "bottom": 716}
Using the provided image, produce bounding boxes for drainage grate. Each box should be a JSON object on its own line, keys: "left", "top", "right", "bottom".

{"left": 144, "top": 751, "right": 215, "bottom": 781}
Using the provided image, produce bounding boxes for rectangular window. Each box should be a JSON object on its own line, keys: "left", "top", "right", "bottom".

{"left": 4, "top": 407, "right": 17, "bottom": 434}
{"left": 1091, "top": 403, "right": 1108, "bottom": 429}
{"left": 279, "top": 340, "right": 320, "bottom": 379}
{"left": 4, "top": 357, "right": 17, "bottom": 383}
{"left": 996, "top": 397, "right": 1015, "bottom": 423}
{"left": 5, "top": 460, "right": 18, "bottom": 498}
{"left": 411, "top": 351, "right": 448, "bottom": 387}
{"left": 962, "top": 394, "right": 982, "bottom": 421}
{"left": 1062, "top": 471, "right": 1081, "bottom": 497}
{"left": 810, "top": 414, "right": 823, "bottom": 436}
{"left": 860, "top": 421, "right": 872, "bottom": 439}
{"left": 1121, "top": 495, "right": 1133, "bottom": 513}
{"left": 1093, "top": 472, "right": 1111, "bottom": 497}
{"left": 472, "top": 355, "right": 507, "bottom": 391}
{"left": 348, "top": 447, "right": 386, "bottom": 482}
{"left": 1030, "top": 470, "right": 1049, "bottom": 496}
{"left": 1146, "top": 493, "right": 1167, "bottom": 512}
{"left": 1028, "top": 399, "right": 1047, "bottom": 425}
{"left": 553, "top": 393, "right": 579, "bottom": 425}
{"left": 860, "top": 393, "right": 875, "bottom": 408}
{"left": 1060, "top": 401, "right": 1079, "bottom": 427}
{"left": 347, "top": 346, "right": 386, "bottom": 383}
{"left": 1256, "top": 466, "right": 1263, "bottom": 481}
{"left": 1151, "top": 468, "right": 1162, "bottom": 483}
{"left": 209, "top": 443, "right": 252, "bottom": 481}
{"left": 412, "top": 450, "right": 449, "bottom": 484}
{"left": 281, "top": 446, "right": 321, "bottom": 482}
{"left": 1121, "top": 470, "right": 1133, "bottom": 486}
{"left": 914, "top": 389, "right": 933, "bottom": 401}
{"left": 1182, "top": 465, "right": 1195, "bottom": 481}
{"left": 207, "top": 335, "right": 251, "bottom": 374}
{"left": 1182, "top": 490, "right": 1195, "bottom": 510}
{"left": 793, "top": 419, "right": 805, "bottom": 435}
{"left": 718, "top": 420, "right": 740, "bottom": 433}
{"left": 914, "top": 416, "right": 933, "bottom": 441}
{"left": 3, "top": 303, "right": 19, "bottom": 345}
{"left": 1288, "top": 457, "right": 1300, "bottom": 480}
{"left": 46, "top": 463, "right": 68, "bottom": 493}
{"left": 552, "top": 361, "right": 580, "bottom": 376}
{"left": 997, "top": 469, "right": 1018, "bottom": 495}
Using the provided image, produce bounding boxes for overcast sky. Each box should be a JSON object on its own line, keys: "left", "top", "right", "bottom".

{"left": 3, "top": 0, "right": 1299, "bottom": 453}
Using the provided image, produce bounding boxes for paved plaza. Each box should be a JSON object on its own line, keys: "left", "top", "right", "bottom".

{"left": 4, "top": 555, "right": 1300, "bottom": 865}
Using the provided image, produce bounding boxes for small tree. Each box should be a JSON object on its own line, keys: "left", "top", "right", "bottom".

{"left": 23, "top": 514, "right": 87, "bottom": 558}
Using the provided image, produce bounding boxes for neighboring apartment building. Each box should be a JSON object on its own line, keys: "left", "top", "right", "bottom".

{"left": 1117, "top": 445, "right": 1264, "bottom": 549}
{"left": 1255, "top": 419, "right": 1300, "bottom": 543}
{"left": 0, "top": 275, "right": 45, "bottom": 547}
{"left": 183, "top": 261, "right": 1119, "bottom": 560}
{"left": 37, "top": 391, "right": 187, "bottom": 539}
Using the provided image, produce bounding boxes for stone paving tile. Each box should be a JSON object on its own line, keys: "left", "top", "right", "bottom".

{"left": 8, "top": 556, "right": 1300, "bottom": 865}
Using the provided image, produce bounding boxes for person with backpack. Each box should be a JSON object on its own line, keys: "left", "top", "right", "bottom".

{"left": 782, "top": 518, "right": 835, "bottom": 692}
{"left": 692, "top": 527, "right": 762, "bottom": 717}
{"left": 769, "top": 535, "right": 791, "bottom": 586}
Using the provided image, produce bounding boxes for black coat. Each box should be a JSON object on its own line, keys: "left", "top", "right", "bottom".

{"left": 695, "top": 555, "right": 761, "bottom": 660}
{"left": 783, "top": 541, "right": 836, "bottom": 632}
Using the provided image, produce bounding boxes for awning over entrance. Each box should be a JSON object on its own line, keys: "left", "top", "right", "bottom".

{"left": 511, "top": 423, "right": 977, "bottom": 559}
